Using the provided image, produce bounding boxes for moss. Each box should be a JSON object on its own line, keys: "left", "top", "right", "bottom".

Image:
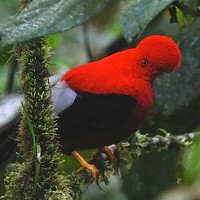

{"left": 1, "top": 37, "right": 72, "bottom": 199}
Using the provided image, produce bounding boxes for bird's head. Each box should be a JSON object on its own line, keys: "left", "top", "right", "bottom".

{"left": 132, "top": 35, "right": 182, "bottom": 81}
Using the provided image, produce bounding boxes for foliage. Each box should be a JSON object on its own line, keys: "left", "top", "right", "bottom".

{"left": 0, "top": 0, "right": 110, "bottom": 46}
{"left": 120, "top": 0, "right": 174, "bottom": 41}
{"left": 1, "top": 0, "right": 199, "bottom": 46}
{"left": 182, "top": 131, "right": 200, "bottom": 184}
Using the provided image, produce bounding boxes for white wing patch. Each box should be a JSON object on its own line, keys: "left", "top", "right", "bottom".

{"left": 51, "top": 81, "right": 77, "bottom": 115}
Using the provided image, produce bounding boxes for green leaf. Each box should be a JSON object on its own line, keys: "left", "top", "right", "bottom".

{"left": 120, "top": 0, "right": 174, "bottom": 41}
{"left": 21, "top": 102, "right": 37, "bottom": 153}
{"left": 176, "top": 7, "right": 194, "bottom": 27}
{"left": 182, "top": 132, "right": 200, "bottom": 184}
{"left": 0, "top": 0, "right": 110, "bottom": 46}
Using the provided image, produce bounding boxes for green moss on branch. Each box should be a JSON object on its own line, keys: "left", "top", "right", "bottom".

{"left": 1, "top": 38, "right": 72, "bottom": 199}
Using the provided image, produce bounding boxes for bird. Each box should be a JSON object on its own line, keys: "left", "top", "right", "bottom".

{"left": 52, "top": 34, "right": 181, "bottom": 178}
{"left": 0, "top": 35, "right": 181, "bottom": 180}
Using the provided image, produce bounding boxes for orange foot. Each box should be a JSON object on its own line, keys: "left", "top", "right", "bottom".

{"left": 72, "top": 151, "right": 99, "bottom": 181}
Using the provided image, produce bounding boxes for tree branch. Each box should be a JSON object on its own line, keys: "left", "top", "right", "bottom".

{"left": 68, "top": 131, "right": 199, "bottom": 198}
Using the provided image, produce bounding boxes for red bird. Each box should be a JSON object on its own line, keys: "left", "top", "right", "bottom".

{"left": 0, "top": 35, "right": 181, "bottom": 179}
{"left": 52, "top": 35, "right": 181, "bottom": 178}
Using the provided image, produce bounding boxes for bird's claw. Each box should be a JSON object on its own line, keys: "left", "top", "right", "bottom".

{"left": 77, "top": 163, "right": 99, "bottom": 181}
{"left": 72, "top": 150, "right": 99, "bottom": 182}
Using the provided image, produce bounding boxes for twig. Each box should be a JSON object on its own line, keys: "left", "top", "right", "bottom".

{"left": 68, "top": 131, "right": 200, "bottom": 198}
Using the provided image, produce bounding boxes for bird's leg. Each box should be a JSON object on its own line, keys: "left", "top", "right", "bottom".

{"left": 72, "top": 150, "right": 99, "bottom": 181}
{"left": 102, "top": 145, "right": 121, "bottom": 176}
{"left": 103, "top": 145, "right": 116, "bottom": 161}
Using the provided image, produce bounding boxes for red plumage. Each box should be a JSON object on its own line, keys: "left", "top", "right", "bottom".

{"left": 57, "top": 35, "right": 181, "bottom": 153}
{"left": 62, "top": 35, "right": 181, "bottom": 95}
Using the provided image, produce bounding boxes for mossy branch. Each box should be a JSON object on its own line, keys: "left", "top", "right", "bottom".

{"left": 1, "top": 36, "right": 72, "bottom": 200}
{"left": 68, "top": 131, "right": 199, "bottom": 198}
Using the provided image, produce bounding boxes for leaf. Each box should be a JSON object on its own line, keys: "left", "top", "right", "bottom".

{"left": 21, "top": 102, "right": 37, "bottom": 152}
{"left": 0, "top": 0, "right": 110, "bottom": 46}
{"left": 182, "top": 131, "right": 200, "bottom": 184}
{"left": 176, "top": 6, "right": 194, "bottom": 27}
{"left": 120, "top": 0, "right": 174, "bottom": 41}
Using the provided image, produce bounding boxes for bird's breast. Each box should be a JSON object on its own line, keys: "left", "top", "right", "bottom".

{"left": 130, "top": 80, "right": 154, "bottom": 128}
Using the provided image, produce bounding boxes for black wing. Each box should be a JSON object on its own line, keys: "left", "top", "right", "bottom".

{"left": 57, "top": 92, "right": 137, "bottom": 151}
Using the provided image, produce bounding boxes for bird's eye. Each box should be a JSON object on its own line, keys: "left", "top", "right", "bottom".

{"left": 142, "top": 59, "right": 148, "bottom": 66}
